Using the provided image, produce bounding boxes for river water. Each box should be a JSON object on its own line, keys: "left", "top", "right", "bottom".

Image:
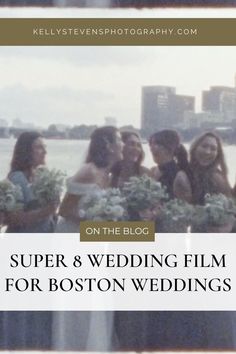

{"left": 1, "top": 138, "right": 236, "bottom": 186}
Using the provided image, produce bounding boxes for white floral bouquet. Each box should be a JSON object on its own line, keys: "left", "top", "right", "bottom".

{"left": 194, "top": 193, "right": 236, "bottom": 228}
{"left": 31, "top": 166, "right": 66, "bottom": 206}
{"left": 161, "top": 198, "right": 195, "bottom": 232}
{"left": 0, "top": 179, "right": 23, "bottom": 212}
{"left": 122, "top": 175, "right": 168, "bottom": 218}
{"left": 79, "top": 188, "right": 126, "bottom": 221}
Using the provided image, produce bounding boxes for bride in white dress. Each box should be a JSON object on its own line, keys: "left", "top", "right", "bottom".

{"left": 53, "top": 126, "right": 123, "bottom": 351}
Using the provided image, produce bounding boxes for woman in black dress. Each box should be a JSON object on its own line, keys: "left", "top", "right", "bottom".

{"left": 149, "top": 129, "right": 191, "bottom": 200}
{"left": 148, "top": 129, "right": 191, "bottom": 231}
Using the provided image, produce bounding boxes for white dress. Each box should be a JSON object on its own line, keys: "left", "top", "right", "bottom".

{"left": 56, "top": 179, "right": 103, "bottom": 233}
{"left": 53, "top": 179, "right": 116, "bottom": 350}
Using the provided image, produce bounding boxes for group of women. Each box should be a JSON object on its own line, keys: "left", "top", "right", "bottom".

{"left": 1, "top": 127, "right": 236, "bottom": 351}
{"left": 1, "top": 126, "right": 234, "bottom": 233}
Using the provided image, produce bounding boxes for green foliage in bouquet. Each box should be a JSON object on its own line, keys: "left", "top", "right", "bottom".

{"left": 161, "top": 198, "right": 194, "bottom": 232}
{"left": 194, "top": 193, "right": 236, "bottom": 227}
{"left": 31, "top": 166, "right": 66, "bottom": 206}
{"left": 0, "top": 179, "right": 23, "bottom": 212}
{"left": 122, "top": 175, "right": 168, "bottom": 212}
{"left": 79, "top": 188, "right": 126, "bottom": 221}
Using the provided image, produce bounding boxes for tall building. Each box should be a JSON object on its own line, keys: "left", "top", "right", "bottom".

{"left": 202, "top": 86, "right": 236, "bottom": 123}
{"left": 141, "top": 86, "right": 195, "bottom": 137}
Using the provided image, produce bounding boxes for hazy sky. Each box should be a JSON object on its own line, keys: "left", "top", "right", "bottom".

{"left": 1, "top": 7, "right": 236, "bottom": 128}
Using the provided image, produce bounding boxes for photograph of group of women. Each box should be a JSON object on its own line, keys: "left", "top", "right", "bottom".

{"left": 0, "top": 130, "right": 236, "bottom": 354}
{"left": 0, "top": 127, "right": 235, "bottom": 233}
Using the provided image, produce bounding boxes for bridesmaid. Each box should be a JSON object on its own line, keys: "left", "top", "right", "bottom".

{"left": 174, "top": 131, "right": 233, "bottom": 232}
{"left": 148, "top": 129, "right": 191, "bottom": 231}
{"left": 149, "top": 129, "right": 191, "bottom": 200}
{"left": 1, "top": 131, "right": 57, "bottom": 350}
{"left": 111, "top": 131, "right": 149, "bottom": 188}
{"left": 171, "top": 132, "right": 236, "bottom": 351}
{"left": 6, "top": 131, "right": 57, "bottom": 233}
{"left": 111, "top": 131, "right": 149, "bottom": 348}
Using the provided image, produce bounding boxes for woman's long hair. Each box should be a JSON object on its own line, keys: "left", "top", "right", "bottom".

{"left": 149, "top": 129, "right": 190, "bottom": 176}
{"left": 189, "top": 132, "right": 230, "bottom": 204}
{"left": 86, "top": 126, "right": 119, "bottom": 168}
{"left": 10, "top": 131, "right": 42, "bottom": 174}
{"left": 190, "top": 131, "right": 228, "bottom": 177}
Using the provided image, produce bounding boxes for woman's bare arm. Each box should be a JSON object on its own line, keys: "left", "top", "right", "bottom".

{"left": 212, "top": 171, "right": 232, "bottom": 197}
{"left": 173, "top": 171, "right": 192, "bottom": 203}
{"left": 59, "top": 163, "right": 98, "bottom": 222}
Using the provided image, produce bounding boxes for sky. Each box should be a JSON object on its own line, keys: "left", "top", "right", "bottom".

{"left": 1, "top": 7, "right": 236, "bottom": 129}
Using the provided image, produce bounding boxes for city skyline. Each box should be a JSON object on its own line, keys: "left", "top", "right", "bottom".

{"left": 1, "top": 54, "right": 236, "bottom": 131}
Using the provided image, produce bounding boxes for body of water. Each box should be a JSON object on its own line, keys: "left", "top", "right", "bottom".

{"left": 1, "top": 138, "right": 236, "bottom": 187}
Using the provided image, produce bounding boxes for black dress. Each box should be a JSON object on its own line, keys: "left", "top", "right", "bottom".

{"left": 158, "top": 160, "right": 179, "bottom": 199}
{"left": 156, "top": 160, "right": 180, "bottom": 232}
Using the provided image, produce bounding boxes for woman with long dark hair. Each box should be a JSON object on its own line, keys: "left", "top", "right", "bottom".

{"left": 189, "top": 131, "right": 231, "bottom": 203}
{"left": 111, "top": 131, "right": 149, "bottom": 188}
{"left": 147, "top": 129, "right": 191, "bottom": 230}
{"left": 1, "top": 131, "right": 57, "bottom": 351}
{"left": 57, "top": 126, "right": 123, "bottom": 231}
{"left": 171, "top": 131, "right": 236, "bottom": 351}
{"left": 149, "top": 129, "right": 191, "bottom": 199}
{"left": 174, "top": 132, "right": 233, "bottom": 232}
{"left": 6, "top": 131, "right": 57, "bottom": 233}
